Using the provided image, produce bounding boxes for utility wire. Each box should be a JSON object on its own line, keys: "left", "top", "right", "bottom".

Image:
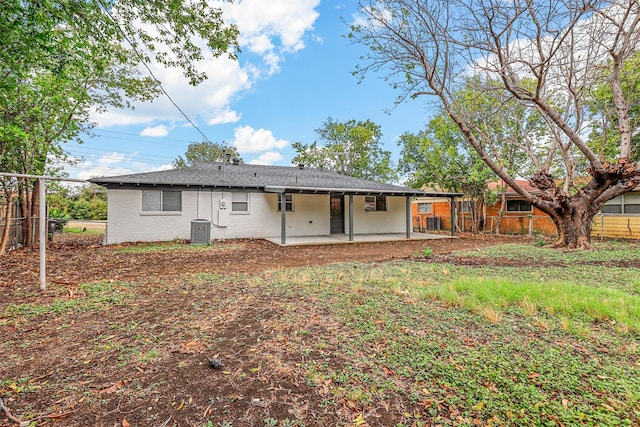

{"left": 96, "top": 0, "right": 212, "bottom": 143}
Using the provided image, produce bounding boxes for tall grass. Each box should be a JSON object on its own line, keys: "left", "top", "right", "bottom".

{"left": 420, "top": 277, "right": 640, "bottom": 331}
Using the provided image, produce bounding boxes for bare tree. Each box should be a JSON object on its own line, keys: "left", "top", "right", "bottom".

{"left": 352, "top": 0, "right": 640, "bottom": 249}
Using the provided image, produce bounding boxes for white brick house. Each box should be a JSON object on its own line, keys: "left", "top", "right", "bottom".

{"left": 90, "top": 162, "right": 459, "bottom": 244}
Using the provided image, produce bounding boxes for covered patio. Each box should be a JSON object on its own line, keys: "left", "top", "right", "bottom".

{"left": 265, "top": 232, "right": 456, "bottom": 246}
{"left": 265, "top": 186, "right": 463, "bottom": 245}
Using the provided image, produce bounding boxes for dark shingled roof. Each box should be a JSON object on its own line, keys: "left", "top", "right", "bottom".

{"left": 89, "top": 162, "right": 461, "bottom": 197}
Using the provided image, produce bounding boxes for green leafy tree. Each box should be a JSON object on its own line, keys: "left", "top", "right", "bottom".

{"left": 352, "top": 0, "right": 640, "bottom": 249}
{"left": 46, "top": 193, "right": 73, "bottom": 218}
{"left": 0, "top": 0, "right": 239, "bottom": 249}
{"left": 292, "top": 117, "right": 398, "bottom": 183}
{"left": 400, "top": 113, "right": 497, "bottom": 233}
{"left": 588, "top": 52, "right": 640, "bottom": 161}
{"left": 46, "top": 183, "right": 107, "bottom": 221}
{"left": 71, "top": 200, "right": 91, "bottom": 220}
{"left": 87, "top": 198, "right": 108, "bottom": 220}
{"left": 173, "top": 141, "right": 242, "bottom": 168}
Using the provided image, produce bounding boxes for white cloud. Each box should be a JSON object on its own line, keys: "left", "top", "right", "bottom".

{"left": 93, "top": 1, "right": 320, "bottom": 128}
{"left": 74, "top": 153, "right": 173, "bottom": 180}
{"left": 207, "top": 107, "right": 241, "bottom": 125}
{"left": 232, "top": 125, "right": 288, "bottom": 153}
{"left": 140, "top": 125, "right": 170, "bottom": 137}
{"left": 93, "top": 56, "right": 250, "bottom": 128}
{"left": 98, "top": 152, "right": 127, "bottom": 166}
{"left": 249, "top": 151, "right": 285, "bottom": 165}
{"left": 222, "top": 0, "right": 320, "bottom": 60}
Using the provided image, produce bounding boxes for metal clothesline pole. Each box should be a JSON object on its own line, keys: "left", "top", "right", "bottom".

{"left": 0, "top": 173, "right": 87, "bottom": 291}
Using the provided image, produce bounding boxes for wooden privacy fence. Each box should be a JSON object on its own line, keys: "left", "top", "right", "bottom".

{"left": 591, "top": 214, "right": 640, "bottom": 240}
{"left": 480, "top": 215, "right": 557, "bottom": 237}
{"left": 453, "top": 213, "right": 640, "bottom": 240}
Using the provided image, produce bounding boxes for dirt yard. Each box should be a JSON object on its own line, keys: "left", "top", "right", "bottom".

{"left": 0, "top": 233, "right": 525, "bottom": 288}
{"left": 0, "top": 233, "right": 526, "bottom": 427}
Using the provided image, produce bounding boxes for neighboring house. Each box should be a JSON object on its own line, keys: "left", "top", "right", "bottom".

{"left": 483, "top": 180, "right": 556, "bottom": 236}
{"left": 592, "top": 191, "right": 640, "bottom": 239}
{"left": 89, "top": 162, "right": 460, "bottom": 245}
{"left": 415, "top": 179, "right": 640, "bottom": 239}
{"left": 411, "top": 196, "right": 456, "bottom": 232}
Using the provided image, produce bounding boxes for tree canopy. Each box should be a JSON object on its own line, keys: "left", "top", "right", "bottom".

{"left": 0, "top": 0, "right": 238, "bottom": 250}
{"left": 399, "top": 113, "right": 496, "bottom": 196}
{"left": 174, "top": 141, "right": 242, "bottom": 168}
{"left": 291, "top": 117, "right": 398, "bottom": 183}
{"left": 352, "top": 0, "right": 640, "bottom": 249}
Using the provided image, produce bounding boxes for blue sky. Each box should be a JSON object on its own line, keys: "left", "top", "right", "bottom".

{"left": 65, "top": 1, "right": 437, "bottom": 182}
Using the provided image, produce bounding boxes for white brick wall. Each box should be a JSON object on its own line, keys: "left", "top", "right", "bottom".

{"left": 345, "top": 196, "right": 408, "bottom": 234}
{"left": 105, "top": 189, "right": 409, "bottom": 244}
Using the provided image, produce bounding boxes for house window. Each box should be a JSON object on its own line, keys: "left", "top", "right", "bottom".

{"left": 602, "top": 194, "right": 640, "bottom": 214}
{"left": 418, "top": 202, "right": 432, "bottom": 213}
{"left": 365, "top": 196, "right": 387, "bottom": 212}
{"left": 231, "top": 192, "right": 249, "bottom": 212}
{"left": 458, "top": 201, "right": 473, "bottom": 213}
{"left": 277, "top": 194, "right": 293, "bottom": 212}
{"left": 506, "top": 199, "right": 532, "bottom": 212}
{"left": 142, "top": 190, "right": 181, "bottom": 212}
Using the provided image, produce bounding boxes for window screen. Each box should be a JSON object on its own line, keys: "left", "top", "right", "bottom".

{"left": 142, "top": 190, "right": 181, "bottom": 212}
{"left": 365, "top": 196, "right": 387, "bottom": 212}
{"left": 231, "top": 192, "right": 249, "bottom": 212}
{"left": 506, "top": 200, "right": 532, "bottom": 212}
{"left": 277, "top": 194, "right": 293, "bottom": 212}
{"left": 162, "top": 191, "right": 181, "bottom": 211}
{"left": 602, "top": 195, "right": 622, "bottom": 214}
{"left": 623, "top": 194, "right": 640, "bottom": 214}
{"left": 418, "top": 203, "right": 432, "bottom": 213}
{"left": 142, "top": 191, "right": 161, "bottom": 211}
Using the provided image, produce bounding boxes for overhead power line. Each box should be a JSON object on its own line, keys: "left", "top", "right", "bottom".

{"left": 96, "top": 0, "right": 212, "bottom": 143}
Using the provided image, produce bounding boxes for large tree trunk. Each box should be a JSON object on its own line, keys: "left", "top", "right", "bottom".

{"left": 19, "top": 184, "right": 32, "bottom": 247}
{"left": 496, "top": 192, "right": 506, "bottom": 235}
{"left": 548, "top": 204, "right": 598, "bottom": 250}
{"left": 531, "top": 162, "right": 639, "bottom": 250}
{"left": 18, "top": 178, "right": 39, "bottom": 247}
{"left": 0, "top": 192, "right": 13, "bottom": 255}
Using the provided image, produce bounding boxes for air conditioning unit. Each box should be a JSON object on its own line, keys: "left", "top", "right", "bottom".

{"left": 190, "top": 219, "right": 211, "bottom": 244}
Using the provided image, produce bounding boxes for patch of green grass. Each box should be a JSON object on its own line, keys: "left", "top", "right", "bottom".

{"left": 112, "top": 241, "right": 241, "bottom": 254}
{"left": 423, "top": 276, "right": 640, "bottom": 332}
{"left": 259, "top": 252, "right": 640, "bottom": 425}
{"left": 1, "top": 281, "right": 131, "bottom": 318}
{"left": 63, "top": 227, "right": 104, "bottom": 235}
{"left": 455, "top": 240, "right": 640, "bottom": 263}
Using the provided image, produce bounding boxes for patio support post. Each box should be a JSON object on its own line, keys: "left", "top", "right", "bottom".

{"left": 348, "top": 194, "right": 354, "bottom": 242}
{"left": 280, "top": 193, "right": 286, "bottom": 245}
{"left": 406, "top": 196, "right": 411, "bottom": 239}
{"left": 450, "top": 196, "right": 456, "bottom": 236}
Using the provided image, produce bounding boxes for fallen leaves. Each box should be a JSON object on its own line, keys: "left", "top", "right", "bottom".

{"left": 177, "top": 340, "right": 205, "bottom": 354}
{"left": 99, "top": 379, "right": 130, "bottom": 395}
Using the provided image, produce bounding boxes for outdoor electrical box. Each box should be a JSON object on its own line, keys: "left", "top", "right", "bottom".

{"left": 219, "top": 199, "right": 227, "bottom": 209}
{"left": 190, "top": 219, "right": 211, "bottom": 244}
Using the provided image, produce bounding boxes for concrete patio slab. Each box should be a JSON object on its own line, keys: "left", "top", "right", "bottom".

{"left": 265, "top": 232, "right": 456, "bottom": 246}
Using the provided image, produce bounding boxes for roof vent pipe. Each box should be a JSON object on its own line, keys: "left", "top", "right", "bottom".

{"left": 232, "top": 158, "right": 240, "bottom": 165}
{"left": 298, "top": 163, "right": 304, "bottom": 170}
